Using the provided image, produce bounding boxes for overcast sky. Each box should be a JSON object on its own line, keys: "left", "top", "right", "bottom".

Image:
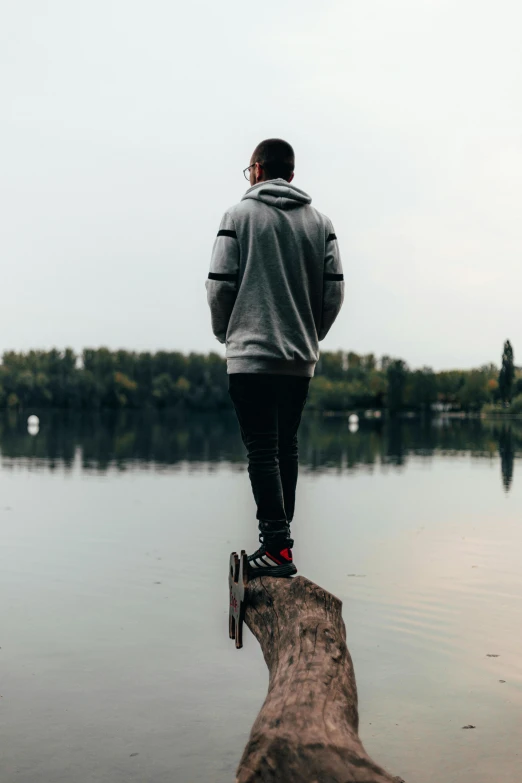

{"left": 1, "top": 0, "right": 521, "bottom": 371}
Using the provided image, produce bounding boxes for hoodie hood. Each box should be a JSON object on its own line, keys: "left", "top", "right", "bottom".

{"left": 241, "top": 178, "right": 312, "bottom": 211}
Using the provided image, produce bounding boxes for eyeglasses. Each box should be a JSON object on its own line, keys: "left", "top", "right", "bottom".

{"left": 243, "top": 163, "right": 260, "bottom": 181}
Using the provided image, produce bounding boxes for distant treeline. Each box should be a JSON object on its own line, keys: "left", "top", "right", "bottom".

{"left": 0, "top": 347, "right": 521, "bottom": 414}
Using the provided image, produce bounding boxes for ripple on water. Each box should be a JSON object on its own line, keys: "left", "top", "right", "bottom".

{"left": 343, "top": 575, "right": 522, "bottom": 687}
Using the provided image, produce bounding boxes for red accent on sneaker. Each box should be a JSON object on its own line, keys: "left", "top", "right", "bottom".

{"left": 264, "top": 547, "right": 293, "bottom": 566}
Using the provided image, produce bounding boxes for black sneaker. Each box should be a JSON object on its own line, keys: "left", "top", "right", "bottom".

{"left": 247, "top": 543, "right": 297, "bottom": 578}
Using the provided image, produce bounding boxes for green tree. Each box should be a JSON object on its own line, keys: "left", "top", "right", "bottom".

{"left": 316, "top": 351, "right": 346, "bottom": 381}
{"left": 498, "top": 340, "right": 515, "bottom": 405}
{"left": 362, "top": 353, "right": 376, "bottom": 372}
{"left": 113, "top": 371, "right": 138, "bottom": 408}
{"left": 406, "top": 367, "right": 437, "bottom": 412}
{"left": 386, "top": 360, "right": 408, "bottom": 414}
{"left": 457, "top": 370, "right": 492, "bottom": 412}
{"left": 347, "top": 352, "right": 362, "bottom": 370}
{"left": 152, "top": 374, "right": 190, "bottom": 407}
{"left": 436, "top": 370, "right": 466, "bottom": 407}
{"left": 307, "top": 377, "right": 352, "bottom": 411}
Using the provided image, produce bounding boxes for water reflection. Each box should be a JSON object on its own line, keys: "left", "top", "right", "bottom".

{"left": 0, "top": 411, "right": 520, "bottom": 491}
{"left": 497, "top": 425, "right": 515, "bottom": 492}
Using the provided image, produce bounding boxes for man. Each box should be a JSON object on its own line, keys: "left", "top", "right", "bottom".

{"left": 206, "top": 139, "right": 344, "bottom": 577}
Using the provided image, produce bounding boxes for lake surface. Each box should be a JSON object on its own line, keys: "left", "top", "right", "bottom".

{"left": 1, "top": 410, "right": 521, "bottom": 783}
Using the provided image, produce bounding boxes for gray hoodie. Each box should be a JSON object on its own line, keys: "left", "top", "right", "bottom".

{"left": 205, "top": 179, "right": 344, "bottom": 377}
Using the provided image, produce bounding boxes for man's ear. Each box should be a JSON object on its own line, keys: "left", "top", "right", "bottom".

{"left": 255, "top": 162, "right": 263, "bottom": 183}
{"left": 288, "top": 172, "right": 294, "bottom": 183}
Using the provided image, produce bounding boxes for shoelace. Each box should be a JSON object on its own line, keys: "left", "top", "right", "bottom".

{"left": 253, "top": 539, "right": 295, "bottom": 559}
{"left": 258, "top": 521, "right": 293, "bottom": 548}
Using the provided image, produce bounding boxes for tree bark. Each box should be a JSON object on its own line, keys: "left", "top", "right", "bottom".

{"left": 236, "top": 575, "right": 406, "bottom": 783}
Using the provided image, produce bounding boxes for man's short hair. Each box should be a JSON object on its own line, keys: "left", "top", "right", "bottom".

{"left": 252, "top": 138, "right": 295, "bottom": 181}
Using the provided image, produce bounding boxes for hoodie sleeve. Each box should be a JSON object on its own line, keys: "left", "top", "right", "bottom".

{"left": 205, "top": 213, "right": 240, "bottom": 344}
{"left": 318, "top": 226, "right": 345, "bottom": 341}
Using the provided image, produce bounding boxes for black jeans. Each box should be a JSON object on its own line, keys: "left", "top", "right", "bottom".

{"left": 228, "top": 373, "right": 310, "bottom": 530}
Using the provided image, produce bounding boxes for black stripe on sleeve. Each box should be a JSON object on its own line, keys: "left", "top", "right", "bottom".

{"left": 217, "top": 229, "right": 237, "bottom": 239}
{"left": 326, "top": 233, "right": 337, "bottom": 242}
{"left": 324, "top": 273, "right": 344, "bottom": 281}
{"left": 208, "top": 272, "right": 238, "bottom": 282}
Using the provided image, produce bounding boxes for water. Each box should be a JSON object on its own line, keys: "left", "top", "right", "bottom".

{"left": 1, "top": 411, "right": 521, "bottom": 783}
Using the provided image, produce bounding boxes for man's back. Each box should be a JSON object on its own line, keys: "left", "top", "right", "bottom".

{"left": 206, "top": 178, "right": 344, "bottom": 378}
{"left": 206, "top": 137, "right": 344, "bottom": 579}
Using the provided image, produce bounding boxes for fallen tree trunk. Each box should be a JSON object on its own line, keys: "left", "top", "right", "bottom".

{"left": 236, "top": 575, "right": 406, "bottom": 783}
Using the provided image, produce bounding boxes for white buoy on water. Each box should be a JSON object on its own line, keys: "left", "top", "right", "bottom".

{"left": 348, "top": 413, "right": 359, "bottom": 433}
{"left": 27, "top": 415, "right": 40, "bottom": 436}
